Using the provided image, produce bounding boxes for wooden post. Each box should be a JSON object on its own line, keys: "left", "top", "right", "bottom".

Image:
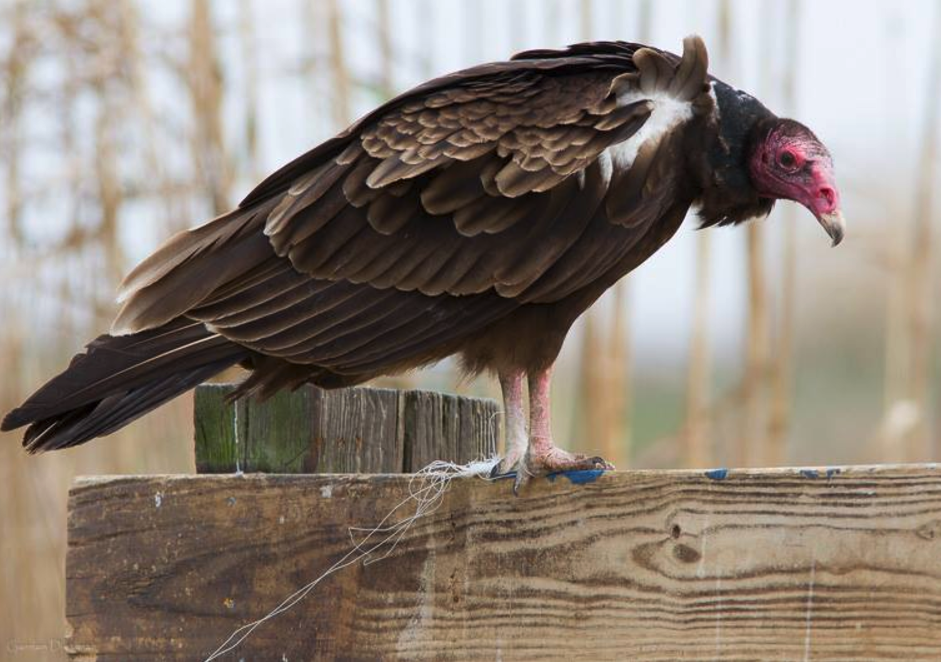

{"left": 66, "top": 465, "right": 941, "bottom": 661}
{"left": 194, "top": 383, "right": 500, "bottom": 474}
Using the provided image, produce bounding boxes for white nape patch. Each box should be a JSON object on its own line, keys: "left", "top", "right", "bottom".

{"left": 709, "top": 81, "right": 721, "bottom": 122}
{"left": 608, "top": 91, "right": 695, "bottom": 169}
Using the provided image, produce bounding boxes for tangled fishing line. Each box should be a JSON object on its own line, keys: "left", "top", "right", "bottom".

{"left": 203, "top": 456, "right": 501, "bottom": 661}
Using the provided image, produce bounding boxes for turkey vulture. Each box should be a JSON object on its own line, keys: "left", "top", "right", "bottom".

{"left": 3, "top": 36, "right": 844, "bottom": 490}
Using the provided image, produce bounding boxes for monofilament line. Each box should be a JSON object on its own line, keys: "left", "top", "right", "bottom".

{"left": 202, "top": 457, "right": 500, "bottom": 662}
{"left": 233, "top": 400, "right": 241, "bottom": 475}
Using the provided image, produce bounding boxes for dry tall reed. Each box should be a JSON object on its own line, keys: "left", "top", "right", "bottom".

{"left": 0, "top": 2, "right": 928, "bottom": 655}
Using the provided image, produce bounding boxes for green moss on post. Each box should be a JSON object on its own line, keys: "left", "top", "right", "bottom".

{"left": 193, "top": 384, "right": 243, "bottom": 473}
{"left": 194, "top": 384, "right": 499, "bottom": 474}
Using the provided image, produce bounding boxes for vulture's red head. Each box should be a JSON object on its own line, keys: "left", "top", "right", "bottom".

{"left": 748, "top": 119, "right": 845, "bottom": 246}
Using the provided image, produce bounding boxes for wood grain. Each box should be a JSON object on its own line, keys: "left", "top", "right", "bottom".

{"left": 66, "top": 465, "right": 941, "bottom": 661}
{"left": 401, "top": 390, "right": 500, "bottom": 471}
{"left": 194, "top": 384, "right": 499, "bottom": 473}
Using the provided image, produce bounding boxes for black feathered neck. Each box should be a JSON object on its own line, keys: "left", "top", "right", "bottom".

{"left": 692, "top": 79, "right": 778, "bottom": 228}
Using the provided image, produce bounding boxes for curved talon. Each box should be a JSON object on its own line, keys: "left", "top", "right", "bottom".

{"left": 490, "top": 443, "right": 526, "bottom": 480}
{"left": 488, "top": 463, "right": 518, "bottom": 481}
{"left": 512, "top": 465, "right": 532, "bottom": 495}
{"left": 589, "top": 456, "right": 615, "bottom": 470}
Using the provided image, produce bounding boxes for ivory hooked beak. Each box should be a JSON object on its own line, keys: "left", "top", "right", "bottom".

{"left": 818, "top": 210, "right": 846, "bottom": 247}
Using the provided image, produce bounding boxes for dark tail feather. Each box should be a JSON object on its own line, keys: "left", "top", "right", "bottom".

{"left": 1, "top": 318, "right": 249, "bottom": 452}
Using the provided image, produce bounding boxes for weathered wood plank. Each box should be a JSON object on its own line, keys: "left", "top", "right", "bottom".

{"left": 67, "top": 465, "right": 941, "bottom": 661}
{"left": 306, "top": 386, "right": 403, "bottom": 473}
{"left": 401, "top": 389, "right": 499, "bottom": 471}
{"left": 194, "top": 384, "right": 498, "bottom": 474}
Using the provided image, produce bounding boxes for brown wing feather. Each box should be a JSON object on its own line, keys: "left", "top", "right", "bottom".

{"left": 113, "top": 37, "right": 712, "bottom": 384}
{"left": 262, "top": 69, "right": 656, "bottom": 301}
{"left": 190, "top": 270, "right": 517, "bottom": 376}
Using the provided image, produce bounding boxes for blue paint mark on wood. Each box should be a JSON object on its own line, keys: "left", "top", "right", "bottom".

{"left": 801, "top": 469, "right": 820, "bottom": 479}
{"left": 826, "top": 468, "right": 841, "bottom": 479}
{"left": 491, "top": 469, "right": 605, "bottom": 485}
{"left": 546, "top": 469, "right": 605, "bottom": 485}
{"left": 705, "top": 468, "right": 728, "bottom": 480}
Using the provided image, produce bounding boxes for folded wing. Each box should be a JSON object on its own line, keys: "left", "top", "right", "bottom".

{"left": 112, "top": 38, "right": 712, "bottom": 373}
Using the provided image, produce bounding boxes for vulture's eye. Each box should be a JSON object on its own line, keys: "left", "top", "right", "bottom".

{"left": 778, "top": 150, "right": 798, "bottom": 170}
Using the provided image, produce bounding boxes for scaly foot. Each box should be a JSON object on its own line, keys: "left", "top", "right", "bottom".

{"left": 491, "top": 437, "right": 613, "bottom": 494}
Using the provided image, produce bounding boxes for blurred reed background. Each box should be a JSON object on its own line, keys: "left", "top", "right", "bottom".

{"left": 1, "top": 0, "right": 939, "bottom": 655}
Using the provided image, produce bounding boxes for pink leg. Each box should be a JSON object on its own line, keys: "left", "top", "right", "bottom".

{"left": 515, "top": 365, "right": 614, "bottom": 493}
{"left": 528, "top": 365, "right": 554, "bottom": 447}
{"left": 495, "top": 369, "right": 527, "bottom": 474}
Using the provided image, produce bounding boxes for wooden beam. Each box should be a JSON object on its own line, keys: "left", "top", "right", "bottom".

{"left": 67, "top": 465, "right": 941, "bottom": 661}
{"left": 194, "top": 384, "right": 499, "bottom": 474}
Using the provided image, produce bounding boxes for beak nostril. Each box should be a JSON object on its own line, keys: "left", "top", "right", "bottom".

{"left": 818, "top": 187, "right": 835, "bottom": 208}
